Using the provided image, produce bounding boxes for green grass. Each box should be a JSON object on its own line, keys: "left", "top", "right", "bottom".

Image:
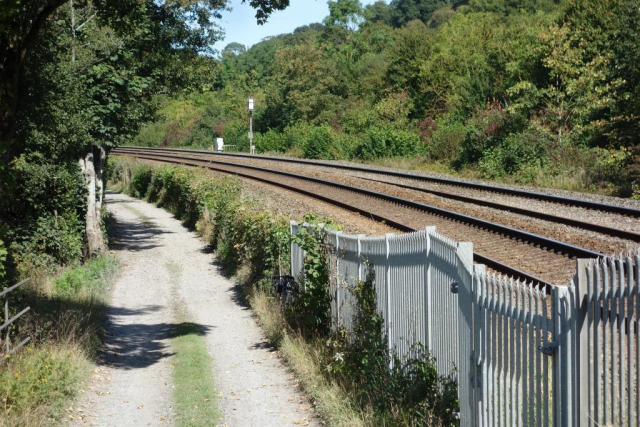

{"left": 53, "top": 255, "right": 119, "bottom": 297}
{"left": 250, "top": 289, "right": 368, "bottom": 426}
{"left": 0, "top": 253, "right": 120, "bottom": 426}
{"left": 166, "top": 261, "right": 220, "bottom": 426}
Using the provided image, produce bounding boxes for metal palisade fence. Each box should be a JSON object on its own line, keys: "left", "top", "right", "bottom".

{"left": 289, "top": 221, "right": 640, "bottom": 426}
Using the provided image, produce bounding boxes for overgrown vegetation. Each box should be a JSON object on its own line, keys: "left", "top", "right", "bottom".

{"left": 110, "top": 157, "right": 460, "bottom": 425}
{"left": 132, "top": 0, "right": 639, "bottom": 198}
{"left": 0, "top": 255, "right": 119, "bottom": 426}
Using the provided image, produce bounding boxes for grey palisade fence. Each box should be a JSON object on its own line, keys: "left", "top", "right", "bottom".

{"left": 290, "top": 221, "right": 640, "bottom": 426}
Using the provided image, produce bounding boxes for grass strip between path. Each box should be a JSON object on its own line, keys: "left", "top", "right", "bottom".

{"left": 166, "top": 261, "right": 221, "bottom": 427}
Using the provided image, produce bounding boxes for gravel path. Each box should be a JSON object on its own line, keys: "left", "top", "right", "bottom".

{"left": 70, "top": 192, "right": 318, "bottom": 426}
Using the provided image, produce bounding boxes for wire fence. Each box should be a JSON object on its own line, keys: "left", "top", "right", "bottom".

{"left": 290, "top": 221, "right": 639, "bottom": 426}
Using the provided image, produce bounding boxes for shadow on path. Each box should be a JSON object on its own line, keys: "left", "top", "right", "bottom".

{"left": 101, "top": 304, "right": 214, "bottom": 370}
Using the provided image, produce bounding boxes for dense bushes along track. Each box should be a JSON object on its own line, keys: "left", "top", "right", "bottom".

{"left": 113, "top": 148, "right": 638, "bottom": 287}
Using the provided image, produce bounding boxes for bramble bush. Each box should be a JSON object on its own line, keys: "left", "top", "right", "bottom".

{"left": 302, "top": 125, "right": 340, "bottom": 160}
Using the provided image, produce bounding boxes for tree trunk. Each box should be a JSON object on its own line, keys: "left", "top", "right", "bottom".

{"left": 80, "top": 148, "right": 105, "bottom": 258}
{"left": 95, "top": 145, "right": 106, "bottom": 223}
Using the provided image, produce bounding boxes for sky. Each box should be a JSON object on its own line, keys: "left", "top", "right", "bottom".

{"left": 214, "top": 0, "right": 386, "bottom": 53}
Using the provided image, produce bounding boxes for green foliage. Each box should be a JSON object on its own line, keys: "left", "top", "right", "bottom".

{"left": 53, "top": 256, "right": 119, "bottom": 297}
{"left": 302, "top": 125, "right": 341, "bottom": 160}
{"left": 355, "top": 127, "right": 422, "bottom": 160}
{"left": 327, "top": 266, "right": 460, "bottom": 425}
{"left": 255, "top": 129, "right": 288, "bottom": 153}
{"left": 125, "top": 0, "right": 638, "bottom": 196}
{"left": 130, "top": 164, "right": 154, "bottom": 198}
{"left": 477, "top": 128, "right": 550, "bottom": 181}
{"left": 427, "top": 119, "right": 468, "bottom": 161}
{"left": 290, "top": 220, "right": 332, "bottom": 335}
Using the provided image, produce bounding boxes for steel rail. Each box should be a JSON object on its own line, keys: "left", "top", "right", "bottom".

{"left": 116, "top": 146, "right": 640, "bottom": 218}
{"left": 114, "top": 150, "right": 609, "bottom": 288}
{"left": 358, "top": 177, "right": 640, "bottom": 242}
{"left": 117, "top": 148, "right": 640, "bottom": 243}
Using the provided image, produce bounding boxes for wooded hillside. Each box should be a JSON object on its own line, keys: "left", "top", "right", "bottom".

{"left": 134, "top": 0, "right": 640, "bottom": 198}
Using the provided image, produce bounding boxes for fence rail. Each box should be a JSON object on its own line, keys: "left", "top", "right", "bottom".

{"left": 290, "top": 221, "right": 640, "bottom": 426}
{"left": 1, "top": 278, "right": 31, "bottom": 355}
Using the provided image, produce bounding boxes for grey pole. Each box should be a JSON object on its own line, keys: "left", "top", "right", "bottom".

{"left": 250, "top": 110, "right": 254, "bottom": 154}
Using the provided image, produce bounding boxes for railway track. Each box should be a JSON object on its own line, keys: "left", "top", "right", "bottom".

{"left": 115, "top": 147, "right": 640, "bottom": 244}
{"left": 112, "top": 147, "right": 627, "bottom": 288}
{"left": 117, "top": 146, "right": 640, "bottom": 218}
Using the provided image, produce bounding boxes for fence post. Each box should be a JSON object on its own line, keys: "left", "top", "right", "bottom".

{"left": 454, "top": 242, "right": 475, "bottom": 427}
{"left": 573, "top": 259, "right": 589, "bottom": 427}
{"left": 424, "top": 227, "right": 436, "bottom": 351}
{"left": 289, "top": 220, "right": 298, "bottom": 277}
{"left": 357, "top": 234, "right": 364, "bottom": 282}
{"left": 334, "top": 231, "right": 343, "bottom": 329}
{"left": 3, "top": 287, "right": 8, "bottom": 354}
{"left": 385, "top": 233, "right": 394, "bottom": 361}
{"left": 473, "top": 264, "right": 486, "bottom": 427}
{"left": 553, "top": 283, "right": 575, "bottom": 427}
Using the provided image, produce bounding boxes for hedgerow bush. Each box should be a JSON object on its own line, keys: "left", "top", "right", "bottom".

{"left": 326, "top": 267, "right": 459, "bottom": 425}
{"left": 477, "top": 128, "right": 550, "bottom": 180}
{"left": 118, "top": 161, "right": 289, "bottom": 286}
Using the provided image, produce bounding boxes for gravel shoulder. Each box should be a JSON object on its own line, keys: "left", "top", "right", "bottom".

{"left": 71, "top": 191, "right": 318, "bottom": 426}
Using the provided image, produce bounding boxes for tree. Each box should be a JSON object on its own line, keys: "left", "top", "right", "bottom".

{"left": 389, "top": 0, "right": 454, "bottom": 27}
{"left": 222, "top": 42, "right": 247, "bottom": 57}
{"left": 324, "top": 0, "right": 364, "bottom": 31}
{"left": 364, "top": 1, "right": 394, "bottom": 25}
{"left": 1, "top": 0, "right": 295, "bottom": 265}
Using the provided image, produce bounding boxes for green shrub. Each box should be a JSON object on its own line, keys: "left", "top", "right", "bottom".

{"left": 282, "top": 122, "right": 315, "bottom": 152}
{"left": 255, "top": 129, "right": 289, "bottom": 153}
{"left": 9, "top": 213, "right": 84, "bottom": 270}
{"left": 355, "top": 128, "right": 423, "bottom": 160}
{"left": 302, "top": 125, "right": 339, "bottom": 160}
{"left": 459, "top": 102, "right": 525, "bottom": 165}
{"left": 289, "top": 221, "right": 332, "bottom": 335}
{"left": 326, "top": 266, "right": 459, "bottom": 425}
{"left": 130, "top": 164, "right": 154, "bottom": 198}
{"left": 428, "top": 120, "right": 468, "bottom": 161}
{"left": 478, "top": 129, "right": 550, "bottom": 181}
{"left": 223, "top": 120, "right": 250, "bottom": 152}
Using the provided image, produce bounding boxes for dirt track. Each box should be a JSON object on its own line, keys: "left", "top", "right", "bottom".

{"left": 70, "top": 191, "right": 317, "bottom": 426}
